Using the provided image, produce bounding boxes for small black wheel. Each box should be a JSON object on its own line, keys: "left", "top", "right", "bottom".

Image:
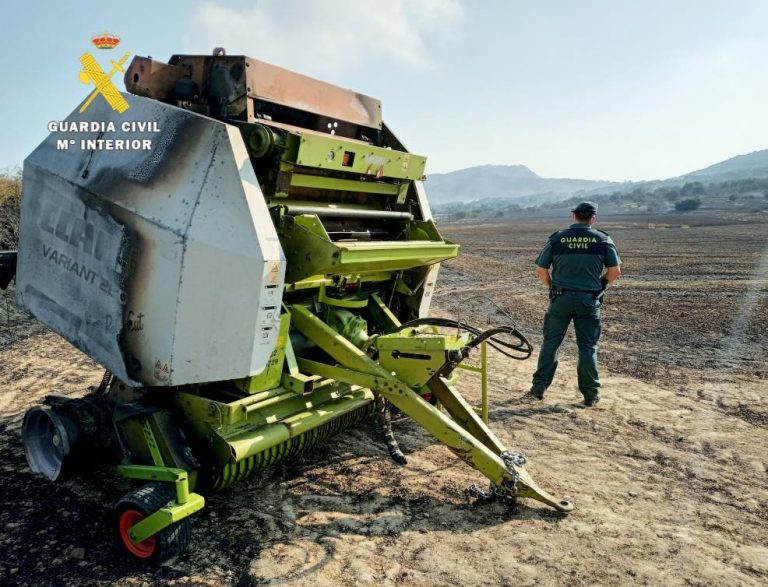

{"left": 115, "top": 483, "right": 192, "bottom": 562}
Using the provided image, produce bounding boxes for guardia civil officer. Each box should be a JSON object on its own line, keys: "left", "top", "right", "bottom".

{"left": 529, "top": 202, "right": 621, "bottom": 406}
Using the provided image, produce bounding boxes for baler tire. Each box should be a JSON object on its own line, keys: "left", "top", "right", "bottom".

{"left": 115, "top": 483, "right": 192, "bottom": 563}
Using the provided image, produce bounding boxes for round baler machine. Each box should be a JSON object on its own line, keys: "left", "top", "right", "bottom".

{"left": 1, "top": 49, "right": 573, "bottom": 562}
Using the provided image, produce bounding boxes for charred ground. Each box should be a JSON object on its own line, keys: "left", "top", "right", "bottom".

{"left": 0, "top": 212, "right": 766, "bottom": 586}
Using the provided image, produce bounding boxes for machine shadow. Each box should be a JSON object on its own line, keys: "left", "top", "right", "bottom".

{"left": 0, "top": 407, "right": 565, "bottom": 586}
{"left": 488, "top": 396, "right": 590, "bottom": 421}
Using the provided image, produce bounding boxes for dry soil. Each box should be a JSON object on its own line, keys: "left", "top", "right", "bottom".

{"left": 0, "top": 214, "right": 766, "bottom": 586}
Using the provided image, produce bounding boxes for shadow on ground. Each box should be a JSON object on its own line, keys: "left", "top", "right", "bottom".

{"left": 0, "top": 412, "right": 563, "bottom": 586}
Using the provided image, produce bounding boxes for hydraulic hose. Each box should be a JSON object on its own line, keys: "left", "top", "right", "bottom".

{"left": 397, "top": 317, "right": 533, "bottom": 360}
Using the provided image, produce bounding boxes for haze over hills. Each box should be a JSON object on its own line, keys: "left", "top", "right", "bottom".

{"left": 426, "top": 164, "right": 618, "bottom": 204}
{"left": 427, "top": 149, "right": 768, "bottom": 204}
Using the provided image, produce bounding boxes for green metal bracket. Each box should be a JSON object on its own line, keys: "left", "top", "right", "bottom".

{"left": 279, "top": 213, "right": 458, "bottom": 283}
{"left": 458, "top": 341, "right": 489, "bottom": 423}
{"left": 368, "top": 292, "right": 401, "bottom": 334}
{"left": 141, "top": 418, "right": 165, "bottom": 467}
{"left": 127, "top": 495, "right": 204, "bottom": 544}
{"left": 290, "top": 173, "right": 400, "bottom": 196}
{"left": 285, "top": 272, "right": 393, "bottom": 293}
{"left": 375, "top": 328, "right": 469, "bottom": 388}
{"left": 287, "top": 132, "right": 427, "bottom": 181}
{"left": 118, "top": 464, "right": 205, "bottom": 544}
{"left": 407, "top": 219, "right": 445, "bottom": 242}
{"left": 394, "top": 273, "right": 417, "bottom": 296}
{"left": 281, "top": 336, "right": 322, "bottom": 394}
{"left": 396, "top": 181, "right": 410, "bottom": 205}
{"left": 119, "top": 465, "right": 191, "bottom": 504}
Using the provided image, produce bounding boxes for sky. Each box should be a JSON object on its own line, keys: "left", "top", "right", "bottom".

{"left": 0, "top": 0, "right": 766, "bottom": 181}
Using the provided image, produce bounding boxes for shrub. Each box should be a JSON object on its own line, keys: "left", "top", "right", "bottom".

{"left": 674, "top": 197, "right": 701, "bottom": 212}
{"left": 0, "top": 167, "right": 22, "bottom": 248}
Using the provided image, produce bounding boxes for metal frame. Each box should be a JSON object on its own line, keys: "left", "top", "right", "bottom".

{"left": 291, "top": 133, "right": 426, "bottom": 180}
{"left": 458, "top": 341, "right": 489, "bottom": 423}
{"left": 117, "top": 417, "right": 205, "bottom": 544}
{"left": 289, "top": 303, "right": 572, "bottom": 511}
{"left": 118, "top": 465, "right": 205, "bottom": 543}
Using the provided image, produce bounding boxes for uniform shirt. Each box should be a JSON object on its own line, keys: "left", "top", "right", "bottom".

{"left": 535, "top": 223, "right": 621, "bottom": 291}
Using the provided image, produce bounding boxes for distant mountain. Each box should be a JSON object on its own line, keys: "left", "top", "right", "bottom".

{"left": 425, "top": 164, "right": 617, "bottom": 203}
{"left": 427, "top": 149, "right": 768, "bottom": 206}
{"left": 681, "top": 149, "right": 768, "bottom": 181}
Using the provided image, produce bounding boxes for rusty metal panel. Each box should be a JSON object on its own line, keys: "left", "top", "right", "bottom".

{"left": 244, "top": 57, "right": 381, "bottom": 129}
{"left": 166, "top": 54, "right": 382, "bottom": 129}
{"left": 124, "top": 56, "right": 186, "bottom": 102}
{"left": 259, "top": 119, "right": 371, "bottom": 145}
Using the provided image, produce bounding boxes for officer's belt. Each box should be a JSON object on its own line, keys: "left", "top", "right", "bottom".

{"left": 554, "top": 288, "right": 601, "bottom": 295}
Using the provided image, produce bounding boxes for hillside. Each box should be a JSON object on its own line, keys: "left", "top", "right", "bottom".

{"left": 426, "top": 164, "right": 617, "bottom": 204}
{"left": 682, "top": 149, "right": 768, "bottom": 181}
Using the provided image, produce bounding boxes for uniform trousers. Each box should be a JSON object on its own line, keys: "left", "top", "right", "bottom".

{"left": 531, "top": 291, "right": 602, "bottom": 402}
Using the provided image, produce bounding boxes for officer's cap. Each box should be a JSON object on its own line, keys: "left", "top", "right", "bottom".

{"left": 571, "top": 201, "right": 598, "bottom": 215}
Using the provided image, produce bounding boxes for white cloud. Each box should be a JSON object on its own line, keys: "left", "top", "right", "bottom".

{"left": 183, "top": 0, "right": 462, "bottom": 78}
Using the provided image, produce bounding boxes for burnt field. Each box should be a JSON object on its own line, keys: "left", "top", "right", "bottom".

{"left": 0, "top": 212, "right": 766, "bottom": 586}
{"left": 438, "top": 213, "right": 768, "bottom": 393}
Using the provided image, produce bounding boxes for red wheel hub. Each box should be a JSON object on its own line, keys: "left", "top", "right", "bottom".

{"left": 118, "top": 509, "right": 156, "bottom": 558}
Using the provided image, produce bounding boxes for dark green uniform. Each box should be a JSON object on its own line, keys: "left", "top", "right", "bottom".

{"left": 531, "top": 223, "right": 621, "bottom": 403}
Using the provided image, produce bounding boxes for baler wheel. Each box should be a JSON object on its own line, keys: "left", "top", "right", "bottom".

{"left": 115, "top": 483, "right": 192, "bottom": 562}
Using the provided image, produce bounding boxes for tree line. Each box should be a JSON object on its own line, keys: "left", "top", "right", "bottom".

{"left": 437, "top": 176, "right": 768, "bottom": 221}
